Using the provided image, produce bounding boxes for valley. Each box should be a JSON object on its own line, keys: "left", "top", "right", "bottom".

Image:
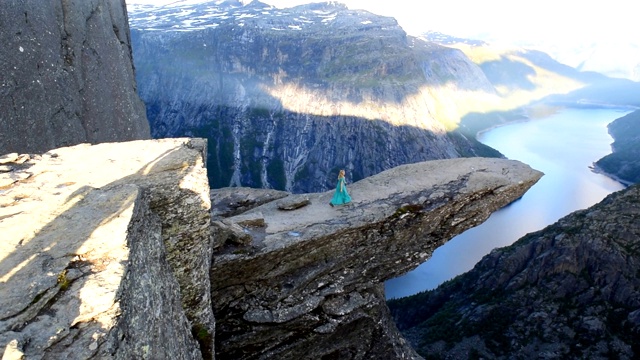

{"left": 2, "top": 0, "right": 639, "bottom": 359}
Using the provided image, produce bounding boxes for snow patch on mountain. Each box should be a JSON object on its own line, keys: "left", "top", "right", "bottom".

{"left": 127, "top": 0, "right": 390, "bottom": 33}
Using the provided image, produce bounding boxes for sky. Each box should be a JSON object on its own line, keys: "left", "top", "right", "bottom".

{"left": 127, "top": 0, "right": 640, "bottom": 79}
{"left": 265, "top": 0, "right": 635, "bottom": 44}
{"left": 264, "top": 0, "right": 640, "bottom": 79}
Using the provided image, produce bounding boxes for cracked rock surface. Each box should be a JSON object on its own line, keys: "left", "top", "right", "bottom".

{"left": 0, "top": 138, "right": 211, "bottom": 359}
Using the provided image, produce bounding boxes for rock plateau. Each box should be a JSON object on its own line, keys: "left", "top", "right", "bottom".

{"left": 210, "top": 157, "right": 542, "bottom": 359}
{"left": 0, "top": 138, "right": 212, "bottom": 359}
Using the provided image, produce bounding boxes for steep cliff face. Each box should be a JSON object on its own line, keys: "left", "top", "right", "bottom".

{"left": 0, "top": 139, "right": 212, "bottom": 359}
{"left": 388, "top": 184, "right": 640, "bottom": 359}
{"left": 596, "top": 110, "right": 640, "bottom": 185}
{"left": 210, "top": 158, "right": 543, "bottom": 359}
{"left": 128, "top": 1, "right": 501, "bottom": 193}
{"left": 0, "top": 0, "right": 149, "bottom": 155}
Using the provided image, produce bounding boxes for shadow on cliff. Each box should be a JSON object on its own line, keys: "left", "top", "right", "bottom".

{"left": 147, "top": 101, "right": 503, "bottom": 194}
{"left": 0, "top": 148, "right": 202, "bottom": 356}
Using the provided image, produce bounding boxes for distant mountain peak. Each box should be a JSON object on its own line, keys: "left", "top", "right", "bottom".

{"left": 128, "top": 0, "right": 395, "bottom": 33}
{"left": 419, "top": 31, "right": 487, "bottom": 47}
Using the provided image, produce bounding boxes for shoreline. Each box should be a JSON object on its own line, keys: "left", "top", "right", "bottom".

{"left": 590, "top": 163, "right": 633, "bottom": 187}
{"left": 473, "top": 104, "right": 634, "bottom": 188}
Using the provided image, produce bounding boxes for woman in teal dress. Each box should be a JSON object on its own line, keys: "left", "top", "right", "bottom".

{"left": 330, "top": 169, "right": 352, "bottom": 206}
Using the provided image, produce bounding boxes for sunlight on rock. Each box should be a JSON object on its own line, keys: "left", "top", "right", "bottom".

{"left": 73, "top": 195, "right": 133, "bottom": 328}
{"left": 0, "top": 253, "right": 37, "bottom": 283}
{"left": 261, "top": 82, "right": 491, "bottom": 133}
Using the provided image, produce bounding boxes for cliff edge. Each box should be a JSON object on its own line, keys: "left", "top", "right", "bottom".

{"left": 0, "top": 0, "right": 150, "bottom": 155}
{"left": 210, "top": 157, "right": 543, "bottom": 359}
{"left": 0, "top": 139, "right": 212, "bottom": 359}
{"left": 0, "top": 139, "right": 542, "bottom": 359}
{"left": 389, "top": 183, "right": 640, "bottom": 359}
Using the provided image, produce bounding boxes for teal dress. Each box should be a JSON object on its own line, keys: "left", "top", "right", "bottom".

{"left": 330, "top": 176, "right": 352, "bottom": 206}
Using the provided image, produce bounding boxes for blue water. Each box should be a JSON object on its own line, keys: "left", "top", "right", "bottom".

{"left": 385, "top": 107, "right": 630, "bottom": 299}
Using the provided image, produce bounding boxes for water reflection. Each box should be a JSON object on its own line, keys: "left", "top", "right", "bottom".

{"left": 385, "top": 107, "right": 629, "bottom": 299}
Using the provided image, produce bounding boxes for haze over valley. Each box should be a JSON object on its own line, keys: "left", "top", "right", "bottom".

{"left": 1, "top": 0, "right": 639, "bottom": 359}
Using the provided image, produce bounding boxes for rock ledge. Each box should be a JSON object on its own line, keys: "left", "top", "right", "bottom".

{"left": 0, "top": 138, "right": 212, "bottom": 359}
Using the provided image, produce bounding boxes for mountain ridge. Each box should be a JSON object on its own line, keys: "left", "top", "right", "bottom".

{"left": 128, "top": 0, "right": 505, "bottom": 193}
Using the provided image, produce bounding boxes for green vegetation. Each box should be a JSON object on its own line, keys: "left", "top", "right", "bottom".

{"left": 191, "top": 323, "right": 213, "bottom": 359}
{"left": 294, "top": 165, "right": 310, "bottom": 184}
{"left": 415, "top": 302, "right": 464, "bottom": 346}
{"left": 266, "top": 159, "right": 286, "bottom": 191}
{"left": 392, "top": 204, "right": 423, "bottom": 218}
{"left": 249, "top": 107, "right": 271, "bottom": 118}
{"left": 448, "top": 131, "right": 503, "bottom": 158}
{"left": 595, "top": 110, "right": 640, "bottom": 185}
{"left": 57, "top": 270, "right": 70, "bottom": 291}
{"left": 240, "top": 132, "right": 263, "bottom": 188}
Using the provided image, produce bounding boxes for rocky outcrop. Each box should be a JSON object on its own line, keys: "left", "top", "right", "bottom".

{"left": 128, "top": 1, "right": 502, "bottom": 193}
{"left": 595, "top": 109, "right": 640, "bottom": 185}
{"left": 0, "top": 138, "right": 212, "bottom": 359}
{"left": 0, "top": 138, "right": 543, "bottom": 359}
{"left": 210, "top": 157, "right": 543, "bottom": 359}
{"left": 388, "top": 183, "right": 640, "bottom": 359}
{"left": 0, "top": 0, "right": 150, "bottom": 155}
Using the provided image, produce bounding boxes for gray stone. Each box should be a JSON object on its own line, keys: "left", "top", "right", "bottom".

{"left": 0, "top": 153, "right": 18, "bottom": 164}
{"left": 210, "top": 157, "right": 543, "bottom": 359}
{"left": 0, "top": 0, "right": 150, "bottom": 155}
{"left": 211, "top": 187, "right": 290, "bottom": 218}
{"left": 235, "top": 212, "right": 267, "bottom": 228}
{"left": 0, "top": 138, "right": 212, "bottom": 359}
{"left": 276, "top": 195, "right": 311, "bottom": 210}
{"left": 212, "top": 219, "right": 252, "bottom": 246}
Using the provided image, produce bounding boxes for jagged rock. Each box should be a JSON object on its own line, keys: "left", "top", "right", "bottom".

{"left": 0, "top": 0, "right": 150, "bottom": 155}
{"left": 0, "top": 153, "right": 18, "bottom": 164}
{"left": 276, "top": 195, "right": 311, "bottom": 210}
{"left": 235, "top": 212, "right": 267, "bottom": 228}
{"left": 213, "top": 219, "right": 253, "bottom": 246}
{"left": 388, "top": 183, "right": 640, "bottom": 359}
{"left": 210, "top": 157, "right": 543, "bottom": 359}
{"left": 211, "top": 187, "right": 289, "bottom": 218}
{"left": 0, "top": 138, "right": 212, "bottom": 359}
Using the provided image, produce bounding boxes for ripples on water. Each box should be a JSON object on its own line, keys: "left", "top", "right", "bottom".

{"left": 385, "top": 107, "right": 629, "bottom": 299}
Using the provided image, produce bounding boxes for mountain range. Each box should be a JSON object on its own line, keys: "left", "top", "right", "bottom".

{"left": 128, "top": 0, "right": 640, "bottom": 194}
{"left": 128, "top": 0, "right": 507, "bottom": 193}
{"left": 1, "top": 0, "right": 639, "bottom": 359}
